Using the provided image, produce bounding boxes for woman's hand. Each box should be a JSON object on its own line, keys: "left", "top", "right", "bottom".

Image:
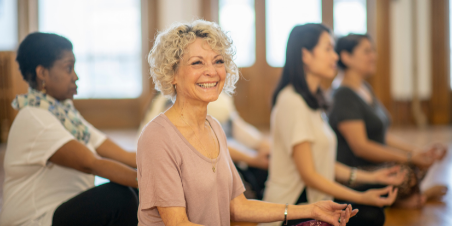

{"left": 309, "top": 201, "right": 358, "bottom": 226}
{"left": 360, "top": 186, "right": 398, "bottom": 207}
{"left": 371, "top": 166, "right": 406, "bottom": 186}
{"left": 250, "top": 151, "right": 269, "bottom": 170}
{"left": 430, "top": 143, "right": 448, "bottom": 161}
{"left": 411, "top": 150, "right": 435, "bottom": 169}
{"left": 257, "top": 140, "right": 271, "bottom": 157}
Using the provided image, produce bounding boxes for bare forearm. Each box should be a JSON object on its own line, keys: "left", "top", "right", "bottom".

{"left": 229, "top": 147, "right": 256, "bottom": 166}
{"left": 352, "top": 140, "right": 408, "bottom": 164}
{"left": 335, "top": 163, "right": 376, "bottom": 185}
{"left": 91, "top": 158, "right": 138, "bottom": 188}
{"left": 305, "top": 172, "right": 364, "bottom": 204}
{"left": 97, "top": 139, "right": 137, "bottom": 168}
{"left": 231, "top": 199, "right": 311, "bottom": 223}
{"left": 386, "top": 133, "right": 417, "bottom": 153}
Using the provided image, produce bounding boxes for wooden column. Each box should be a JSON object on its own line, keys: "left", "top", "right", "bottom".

{"left": 367, "top": 0, "right": 392, "bottom": 115}
{"left": 430, "top": 0, "right": 450, "bottom": 124}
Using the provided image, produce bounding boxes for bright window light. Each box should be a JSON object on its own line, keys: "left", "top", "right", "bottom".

{"left": 39, "top": 0, "right": 142, "bottom": 99}
{"left": 334, "top": 0, "right": 367, "bottom": 36}
{"left": 0, "top": 0, "right": 18, "bottom": 51}
{"left": 266, "top": 0, "right": 322, "bottom": 67}
{"left": 219, "top": 0, "right": 256, "bottom": 68}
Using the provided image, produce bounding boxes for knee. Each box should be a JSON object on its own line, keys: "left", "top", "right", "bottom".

{"left": 102, "top": 183, "right": 139, "bottom": 209}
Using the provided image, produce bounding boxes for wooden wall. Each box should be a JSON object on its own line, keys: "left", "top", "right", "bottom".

{"left": 5, "top": 0, "right": 452, "bottom": 131}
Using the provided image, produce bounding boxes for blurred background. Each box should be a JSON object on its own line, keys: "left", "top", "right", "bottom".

{"left": 1, "top": 1, "right": 452, "bottom": 225}
{"left": 0, "top": 0, "right": 450, "bottom": 134}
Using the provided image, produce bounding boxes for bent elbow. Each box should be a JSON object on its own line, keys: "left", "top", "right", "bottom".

{"left": 300, "top": 174, "right": 316, "bottom": 188}
{"left": 80, "top": 156, "right": 101, "bottom": 175}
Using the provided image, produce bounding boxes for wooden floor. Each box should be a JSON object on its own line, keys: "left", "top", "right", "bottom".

{"left": 0, "top": 126, "right": 451, "bottom": 226}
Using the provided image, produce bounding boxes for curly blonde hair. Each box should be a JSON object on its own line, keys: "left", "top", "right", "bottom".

{"left": 148, "top": 20, "right": 239, "bottom": 102}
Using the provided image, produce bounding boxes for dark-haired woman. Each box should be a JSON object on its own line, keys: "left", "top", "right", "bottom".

{"left": 0, "top": 32, "right": 138, "bottom": 226}
{"left": 262, "top": 24, "right": 404, "bottom": 226}
{"left": 328, "top": 34, "right": 448, "bottom": 209}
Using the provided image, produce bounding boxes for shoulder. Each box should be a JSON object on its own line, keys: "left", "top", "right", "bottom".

{"left": 14, "top": 106, "right": 63, "bottom": 128}
{"left": 333, "top": 87, "right": 359, "bottom": 101}
{"left": 275, "top": 86, "right": 311, "bottom": 113}
{"left": 334, "top": 86, "right": 355, "bottom": 96}
{"left": 139, "top": 114, "right": 171, "bottom": 142}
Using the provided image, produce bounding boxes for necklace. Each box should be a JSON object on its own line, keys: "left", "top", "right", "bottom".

{"left": 179, "top": 104, "right": 219, "bottom": 173}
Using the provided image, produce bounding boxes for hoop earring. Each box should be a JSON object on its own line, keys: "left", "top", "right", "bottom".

{"left": 42, "top": 81, "right": 47, "bottom": 94}
{"left": 174, "top": 84, "right": 177, "bottom": 93}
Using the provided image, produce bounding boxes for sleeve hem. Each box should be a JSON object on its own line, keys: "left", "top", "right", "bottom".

{"left": 92, "top": 134, "right": 107, "bottom": 149}
{"left": 289, "top": 137, "right": 315, "bottom": 155}
{"left": 231, "top": 186, "right": 246, "bottom": 200}
{"left": 38, "top": 134, "right": 75, "bottom": 166}
{"left": 140, "top": 201, "right": 186, "bottom": 210}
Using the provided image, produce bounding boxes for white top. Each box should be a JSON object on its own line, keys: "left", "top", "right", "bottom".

{"left": 261, "top": 85, "right": 336, "bottom": 226}
{"left": 0, "top": 106, "right": 106, "bottom": 226}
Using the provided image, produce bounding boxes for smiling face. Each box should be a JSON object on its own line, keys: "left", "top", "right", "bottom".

{"left": 37, "top": 50, "right": 78, "bottom": 101}
{"left": 172, "top": 38, "right": 226, "bottom": 104}
{"left": 302, "top": 31, "right": 339, "bottom": 79}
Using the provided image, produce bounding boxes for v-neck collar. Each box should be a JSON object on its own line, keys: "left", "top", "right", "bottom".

{"left": 159, "top": 113, "right": 222, "bottom": 164}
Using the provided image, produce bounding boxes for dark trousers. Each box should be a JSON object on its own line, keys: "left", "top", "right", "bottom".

{"left": 52, "top": 182, "right": 139, "bottom": 226}
{"left": 284, "top": 185, "right": 385, "bottom": 226}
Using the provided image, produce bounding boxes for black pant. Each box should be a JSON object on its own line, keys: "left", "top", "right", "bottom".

{"left": 283, "top": 186, "right": 385, "bottom": 226}
{"left": 52, "top": 182, "right": 139, "bottom": 226}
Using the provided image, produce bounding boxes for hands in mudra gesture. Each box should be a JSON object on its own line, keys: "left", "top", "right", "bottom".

{"left": 412, "top": 143, "right": 448, "bottom": 169}
{"left": 309, "top": 201, "right": 358, "bottom": 226}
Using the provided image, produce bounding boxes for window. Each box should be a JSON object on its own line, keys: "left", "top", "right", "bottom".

{"left": 0, "top": 0, "right": 18, "bottom": 51}
{"left": 39, "top": 0, "right": 142, "bottom": 99}
{"left": 219, "top": 0, "right": 256, "bottom": 67}
{"left": 333, "top": 0, "right": 367, "bottom": 36}
{"left": 265, "top": 0, "right": 322, "bottom": 67}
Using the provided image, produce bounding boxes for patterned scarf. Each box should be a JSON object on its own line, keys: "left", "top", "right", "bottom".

{"left": 11, "top": 88, "right": 90, "bottom": 144}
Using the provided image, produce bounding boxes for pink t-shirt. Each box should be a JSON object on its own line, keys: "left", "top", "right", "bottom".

{"left": 137, "top": 114, "right": 245, "bottom": 226}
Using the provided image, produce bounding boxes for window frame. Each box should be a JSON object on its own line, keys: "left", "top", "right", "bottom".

{"left": 205, "top": 0, "right": 375, "bottom": 127}
{"left": 16, "top": 0, "right": 157, "bottom": 128}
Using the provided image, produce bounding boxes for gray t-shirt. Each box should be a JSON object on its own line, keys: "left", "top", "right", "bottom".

{"left": 137, "top": 113, "right": 245, "bottom": 226}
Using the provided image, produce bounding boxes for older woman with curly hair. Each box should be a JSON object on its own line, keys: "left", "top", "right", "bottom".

{"left": 137, "top": 20, "right": 357, "bottom": 226}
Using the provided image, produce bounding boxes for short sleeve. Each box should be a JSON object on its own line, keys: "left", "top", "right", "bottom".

{"left": 81, "top": 118, "right": 107, "bottom": 149}
{"left": 137, "top": 122, "right": 186, "bottom": 210}
{"left": 228, "top": 152, "right": 246, "bottom": 199}
{"left": 275, "top": 95, "right": 316, "bottom": 155}
{"left": 329, "top": 88, "right": 364, "bottom": 123}
{"left": 9, "top": 107, "right": 75, "bottom": 166}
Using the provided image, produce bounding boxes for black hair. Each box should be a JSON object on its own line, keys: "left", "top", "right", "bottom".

{"left": 272, "top": 23, "right": 331, "bottom": 110}
{"left": 335, "top": 33, "right": 371, "bottom": 70}
{"left": 16, "top": 32, "right": 73, "bottom": 88}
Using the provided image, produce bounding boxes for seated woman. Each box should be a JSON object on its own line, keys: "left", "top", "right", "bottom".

{"left": 139, "top": 91, "right": 269, "bottom": 199}
{"left": 0, "top": 33, "right": 139, "bottom": 226}
{"left": 328, "top": 34, "right": 448, "bottom": 208}
{"left": 137, "top": 20, "right": 356, "bottom": 226}
{"left": 262, "top": 24, "right": 403, "bottom": 226}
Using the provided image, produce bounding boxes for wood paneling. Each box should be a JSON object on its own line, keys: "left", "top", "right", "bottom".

{"left": 367, "top": 0, "right": 393, "bottom": 116}
{"left": 391, "top": 100, "right": 430, "bottom": 127}
{"left": 430, "top": 0, "right": 450, "bottom": 124}
{"left": 234, "top": 0, "right": 281, "bottom": 127}
{"left": 0, "top": 52, "right": 28, "bottom": 143}
{"left": 74, "top": 99, "right": 141, "bottom": 129}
